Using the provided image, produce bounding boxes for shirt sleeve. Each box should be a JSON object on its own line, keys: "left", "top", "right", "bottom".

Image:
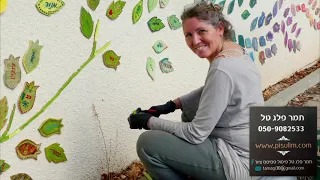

{"left": 150, "top": 69, "right": 233, "bottom": 144}
{"left": 178, "top": 86, "right": 204, "bottom": 111}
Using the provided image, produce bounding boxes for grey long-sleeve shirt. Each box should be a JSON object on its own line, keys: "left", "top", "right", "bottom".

{"left": 150, "top": 54, "right": 264, "bottom": 180}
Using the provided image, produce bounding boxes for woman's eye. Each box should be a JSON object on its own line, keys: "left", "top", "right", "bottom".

{"left": 185, "top": 33, "right": 191, "bottom": 37}
{"left": 199, "top": 29, "right": 206, "bottom": 33}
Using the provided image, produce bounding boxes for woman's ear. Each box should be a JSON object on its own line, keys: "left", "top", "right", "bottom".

{"left": 217, "top": 21, "right": 225, "bottom": 36}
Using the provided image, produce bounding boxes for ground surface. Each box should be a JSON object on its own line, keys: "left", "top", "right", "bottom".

{"left": 288, "top": 83, "right": 319, "bottom": 180}
{"left": 101, "top": 60, "right": 320, "bottom": 180}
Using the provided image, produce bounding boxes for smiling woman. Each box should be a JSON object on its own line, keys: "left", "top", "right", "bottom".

{"left": 181, "top": 2, "right": 241, "bottom": 62}
{"left": 127, "top": 1, "right": 294, "bottom": 180}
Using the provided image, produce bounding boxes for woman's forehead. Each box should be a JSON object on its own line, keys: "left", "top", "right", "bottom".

{"left": 183, "top": 18, "right": 212, "bottom": 30}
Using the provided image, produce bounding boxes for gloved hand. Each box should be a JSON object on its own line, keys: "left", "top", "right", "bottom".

{"left": 128, "top": 108, "right": 153, "bottom": 130}
{"left": 148, "top": 100, "right": 176, "bottom": 117}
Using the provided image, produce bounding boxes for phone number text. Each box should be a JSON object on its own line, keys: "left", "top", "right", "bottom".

{"left": 258, "top": 126, "right": 304, "bottom": 132}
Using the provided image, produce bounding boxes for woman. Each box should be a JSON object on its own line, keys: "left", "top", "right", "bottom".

{"left": 128, "top": 1, "right": 277, "bottom": 180}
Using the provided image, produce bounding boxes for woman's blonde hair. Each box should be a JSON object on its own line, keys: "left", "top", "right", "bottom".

{"left": 181, "top": 3, "right": 234, "bottom": 41}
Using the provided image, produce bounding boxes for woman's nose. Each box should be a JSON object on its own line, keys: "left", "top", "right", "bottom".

{"left": 192, "top": 35, "right": 201, "bottom": 45}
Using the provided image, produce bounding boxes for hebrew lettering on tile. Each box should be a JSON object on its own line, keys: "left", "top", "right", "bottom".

{"left": 133, "top": 0, "right": 143, "bottom": 24}
{"left": 18, "top": 81, "right": 39, "bottom": 114}
{"left": 148, "top": 17, "right": 165, "bottom": 32}
{"left": 4, "top": 55, "right": 21, "bottom": 90}
{"left": 23, "top": 40, "right": 43, "bottom": 74}
{"left": 36, "top": 0, "right": 65, "bottom": 16}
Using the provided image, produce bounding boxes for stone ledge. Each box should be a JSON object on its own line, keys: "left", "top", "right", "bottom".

{"left": 265, "top": 69, "right": 320, "bottom": 106}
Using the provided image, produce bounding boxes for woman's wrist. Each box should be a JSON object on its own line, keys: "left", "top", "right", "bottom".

{"left": 173, "top": 98, "right": 182, "bottom": 109}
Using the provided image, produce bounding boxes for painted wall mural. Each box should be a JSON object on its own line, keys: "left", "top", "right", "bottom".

{"left": 233, "top": 0, "right": 320, "bottom": 65}
{"left": 0, "top": 0, "right": 319, "bottom": 178}
{"left": 0, "top": 0, "right": 112, "bottom": 178}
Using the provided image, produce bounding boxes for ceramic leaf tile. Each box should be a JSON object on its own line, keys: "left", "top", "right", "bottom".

{"left": 159, "top": 58, "right": 174, "bottom": 73}
{"left": 23, "top": 40, "right": 43, "bottom": 74}
{"left": 16, "top": 139, "right": 41, "bottom": 160}
{"left": 102, "top": 50, "right": 121, "bottom": 70}
{"left": 148, "top": 0, "right": 157, "bottom": 13}
{"left": 38, "top": 118, "right": 64, "bottom": 137}
{"left": 152, "top": 40, "right": 168, "bottom": 54}
{"left": 146, "top": 57, "right": 156, "bottom": 81}
{"left": 88, "top": 0, "right": 100, "bottom": 11}
{"left": 132, "top": 0, "right": 143, "bottom": 24}
{"left": 148, "top": 17, "right": 165, "bottom": 32}
{"left": 18, "top": 81, "right": 39, "bottom": 114}
{"left": 10, "top": 173, "right": 32, "bottom": 180}
{"left": 36, "top": 0, "right": 65, "bottom": 16}
{"left": 80, "top": 7, "right": 94, "bottom": 38}
{"left": 45, "top": 143, "right": 67, "bottom": 163}
{"left": 167, "top": 15, "right": 182, "bottom": 30}
{"left": 106, "top": 0, "right": 126, "bottom": 20}
{"left": 4, "top": 55, "right": 21, "bottom": 90}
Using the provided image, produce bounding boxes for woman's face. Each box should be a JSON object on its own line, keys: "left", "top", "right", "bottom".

{"left": 183, "top": 17, "right": 224, "bottom": 61}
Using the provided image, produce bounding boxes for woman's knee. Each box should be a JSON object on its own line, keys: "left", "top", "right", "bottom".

{"left": 136, "top": 130, "right": 170, "bottom": 159}
{"left": 136, "top": 131, "right": 158, "bottom": 159}
{"left": 137, "top": 131, "right": 151, "bottom": 151}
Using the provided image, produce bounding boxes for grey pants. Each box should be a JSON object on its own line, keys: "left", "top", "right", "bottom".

{"left": 136, "top": 110, "right": 227, "bottom": 180}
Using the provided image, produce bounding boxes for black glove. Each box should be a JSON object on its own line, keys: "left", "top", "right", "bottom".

{"left": 128, "top": 108, "right": 152, "bottom": 130}
{"left": 148, "top": 100, "right": 176, "bottom": 117}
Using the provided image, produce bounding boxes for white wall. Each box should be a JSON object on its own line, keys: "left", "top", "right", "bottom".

{"left": 0, "top": 0, "right": 319, "bottom": 179}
